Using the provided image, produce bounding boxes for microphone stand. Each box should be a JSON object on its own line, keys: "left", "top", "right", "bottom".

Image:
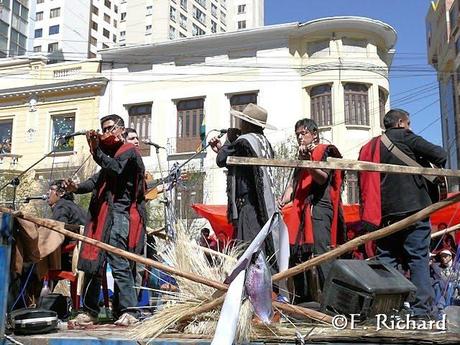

{"left": 0, "top": 149, "right": 58, "bottom": 210}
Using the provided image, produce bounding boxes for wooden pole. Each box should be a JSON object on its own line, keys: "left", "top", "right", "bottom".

{"left": 226, "top": 156, "right": 460, "bottom": 178}
{"left": 0, "top": 207, "right": 330, "bottom": 323}
{"left": 272, "top": 193, "right": 460, "bottom": 282}
{"left": 431, "top": 223, "right": 460, "bottom": 239}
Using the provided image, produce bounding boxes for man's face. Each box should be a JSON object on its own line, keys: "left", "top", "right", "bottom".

{"left": 125, "top": 132, "right": 139, "bottom": 147}
{"left": 397, "top": 116, "right": 411, "bottom": 130}
{"left": 101, "top": 119, "right": 116, "bottom": 133}
{"left": 295, "top": 126, "right": 317, "bottom": 146}
{"left": 47, "top": 185, "right": 61, "bottom": 207}
{"left": 440, "top": 253, "right": 452, "bottom": 266}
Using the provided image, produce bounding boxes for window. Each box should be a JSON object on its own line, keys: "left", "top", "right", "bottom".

{"left": 344, "top": 83, "right": 369, "bottom": 126}
{"left": 114, "top": 4, "right": 118, "bottom": 13}
{"left": 48, "top": 42, "right": 58, "bottom": 53}
{"left": 146, "top": 5, "right": 152, "bottom": 15}
{"left": 112, "top": 34, "right": 117, "bottom": 43}
{"left": 36, "top": 11, "right": 43, "bottom": 21}
{"left": 104, "top": 0, "right": 111, "bottom": 9}
{"left": 180, "top": 14, "right": 187, "bottom": 29}
{"left": 180, "top": 0, "right": 187, "bottom": 10}
{"left": 180, "top": 32, "right": 186, "bottom": 38}
{"left": 37, "top": 0, "right": 44, "bottom": 3}
{"left": 50, "top": 7, "right": 60, "bottom": 18}
{"left": 342, "top": 38, "right": 367, "bottom": 55}
{"left": 120, "top": 30, "right": 126, "bottom": 38}
{"left": 176, "top": 98, "right": 204, "bottom": 152}
{"left": 103, "top": 28, "right": 110, "bottom": 38}
{"left": 379, "top": 88, "right": 387, "bottom": 127}
{"left": 193, "top": 6, "right": 205, "bottom": 24}
{"left": 91, "top": 21, "right": 98, "bottom": 31}
{"left": 196, "top": 0, "right": 206, "bottom": 8}
{"left": 34, "top": 28, "right": 43, "bottom": 38}
{"left": 113, "top": 19, "right": 117, "bottom": 28}
{"left": 310, "top": 84, "right": 332, "bottom": 127}
{"left": 192, "top": 24, "right": 205, "bottom": 36}
{"left": 169, "top": 25, "right": 175, "bottom": 39}
{"left": 175, "top": 172, "right": 205, "bottom": 222}
{"left": 230, "top": 92, "right": 257, "bottom": 127}
{"left": 0, "top": 120, "right": 13, "bottom": 154}
{"left": 121, "top": 12, "right": 126, "bottom": 21}
{"left": 49, "top": 25, "right": 59, "bottom": 35}
{"left": 90, "top": 36, "right": 97, "bottom": 45}
{"left": 237, "top": 20, "right": 246, "bottom": 29}
{"left": 12, "top": 0, "right": 28, "bottom": 21}
{"left": 238, "top": 4, "right": 246, "bottom": 14}
{"left": 220, "top": 10, "right": 226, "bottom": 25}
{"left": 104, "top": 13, "right": 110, "bottom": 23}
{"left": 91, "top": 5, "right": 99, "bottom": 16}
{"left": 146, "top": 25, "right": 152, "bottom": 35}
{"left": 52, "top": 114, "right": 75, "bottom": 152}
{"left": 170, "top": 6, "right": 176, "bottom": 21}
{"left": 128, "top": 104, "right": 152, "bottom": 156}
{"left": 221, "top": 0, "right": 227, "bottom": 8}
{"left": 211, "top": 3, "right": 217, "bottom": 17}
{"left": 211, "top": 20, "right": 217, "bottom": 33}
{"left": 102, "top": 43, "right": 109, "bottom": 49}
{"left": 33, "top": 45, "right": 42, "bottom": 52}
{"left": 346, "top": 172, "right": 359, "bottom": 204}
{"left": 9, "top": 28, "right": 26, "bottom": 56}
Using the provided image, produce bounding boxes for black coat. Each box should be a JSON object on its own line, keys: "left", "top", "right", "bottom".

{"left": 380, "top": 127, "right": 447, "bottom": 218}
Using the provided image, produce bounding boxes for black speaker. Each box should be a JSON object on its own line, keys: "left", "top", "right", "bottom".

{"left": 321, "top": 260, "right": 417, "bottom": 320}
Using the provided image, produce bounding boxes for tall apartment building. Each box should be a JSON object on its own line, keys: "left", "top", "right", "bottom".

{"left": 31, "top": 0, "right": 120, "bottom": 60}
{"left": 119, "top": 0, "right": 264, "bottom": 46}
{"left": 0, "top": 0, "right": 32, "bottom": 58}
{"left": 426, "top": 0, "right": 460, "bottom": 170}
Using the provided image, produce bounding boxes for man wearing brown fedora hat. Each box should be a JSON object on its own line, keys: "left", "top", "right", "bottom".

{"left": 209, "top": 103, "right": 279, "bottom": 259}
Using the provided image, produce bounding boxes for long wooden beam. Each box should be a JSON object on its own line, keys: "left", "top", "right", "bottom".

{"left": 431, "top": 223, "right": 460, "bottom": 239}
{"left": 0, "top": 207, "right": 330, "bottom": 323}
{"left": 226, "top": 156, "right": 460, "bottom": 178}
{"left": 272, "top": 193, "right": 460, "bottom": 282}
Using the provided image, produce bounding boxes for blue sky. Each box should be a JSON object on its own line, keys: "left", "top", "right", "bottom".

{"left": 265, "top": 0, "right": 441, "bottom": 144}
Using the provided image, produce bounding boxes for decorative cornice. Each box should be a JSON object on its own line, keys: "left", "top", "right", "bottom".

{"left": 0, "top": 77, "right": 108, "bottom": 99}
{"left": 301, "top": 62, "right": 389, "bottom": 79}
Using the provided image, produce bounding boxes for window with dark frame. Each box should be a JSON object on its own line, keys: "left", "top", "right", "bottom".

{"left": 176, "top": 98, "right": 204, "bottom": 153}
{"left": 344, "top": 83, "right": 369, "bottom": 126}
{"left": 174, "top": 171, "right": 205, "bottom": 223}
{"left": 379, "top": 88, "right": 387, "bottom": 127}
{"left": 51, "top": 114, "right": 75, "bottom": 152}
{"left": 0, "top": 120, "right": 13, "bottom": 154}
{"left": 230, "top": 92, "right": 257, "bottom": 128}
{"left": 310, "top": 84, "right": 332, "bottom": 127}
{"left": 128, "top": 104, "right": 152, "bottom": 157}
{"left": 49, "top": 24, "right": 59, "bottom": 35}
{"left": 346, "top": 171, "right": 359, "bottom": 204}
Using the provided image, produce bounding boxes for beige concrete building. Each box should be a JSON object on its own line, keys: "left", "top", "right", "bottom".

{"left": 100, "top": 16, "right": 396, "bottom": 210}
{"left": 426, "top": 0, "right": 460, "bottom": 170}
{"left": 0, "top": 58, "right": 106, "bottom": 182}
{"left": 119, "top": 0, "right": 264, "bottom": 45}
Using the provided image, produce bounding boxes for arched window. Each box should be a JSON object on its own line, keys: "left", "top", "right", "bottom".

{"left": 310, "top": 84, "right": 332, "bottom": 126}
{"left": 344, "top": 83, "right": 369, "bottom": 126}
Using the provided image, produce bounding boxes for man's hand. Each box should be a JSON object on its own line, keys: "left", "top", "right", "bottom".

{"left": 86, "top": 130, "right": 99, "bottom": 155}
{"left": 209, "top": 136, "right": 222, "bottom": 153}
{"left": 62, "top": 178, "right": 78, "bottom": 193}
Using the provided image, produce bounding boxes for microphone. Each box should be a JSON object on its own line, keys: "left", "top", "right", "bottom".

{"left": 58, "top": 130, "right": 87, "bottom": 140}
{"left": 24, "top": 195, "right": 47, "bottom": 203}
{"left": 142, "top": 139, "right": 165, "bottom": 149}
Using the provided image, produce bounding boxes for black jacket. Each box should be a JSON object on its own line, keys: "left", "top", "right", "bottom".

{"left": 51, "top": 198, "right": 87, "bottom": 226}
{"left": 380, "top": 127, "right": 447, "bottom": 218}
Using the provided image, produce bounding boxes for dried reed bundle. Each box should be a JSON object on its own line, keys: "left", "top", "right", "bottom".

{"left": 129, "top": 226, "right": 251, "bottom": 341}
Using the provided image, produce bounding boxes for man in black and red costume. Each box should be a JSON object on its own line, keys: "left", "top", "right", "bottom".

{"left": 359, "top": 108, "right": 447, "bottom": 320}
{"left": 65, "top": 114, "right": 146, "bottom": 326}
{"left": 280, "top": 118, "right": 345, "bottom": 303}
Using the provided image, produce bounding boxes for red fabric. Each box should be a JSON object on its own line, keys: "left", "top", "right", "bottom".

{"left": 358, "top": 137, "right": 382, "bottom": 227}
{"left": 282, "top": 144, "right": 344, "bottom": 247}
{"left": 191, "top": 204, "right": 234, "bottom": 242}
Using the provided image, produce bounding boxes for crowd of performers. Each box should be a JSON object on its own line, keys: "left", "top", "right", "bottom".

{"left": 7, "top": 106, "right": 460, "bottom": 327}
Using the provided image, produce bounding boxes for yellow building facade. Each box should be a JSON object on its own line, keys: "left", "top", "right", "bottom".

{"left": 0, "top": 58, "right": 107, "bottom": 183}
